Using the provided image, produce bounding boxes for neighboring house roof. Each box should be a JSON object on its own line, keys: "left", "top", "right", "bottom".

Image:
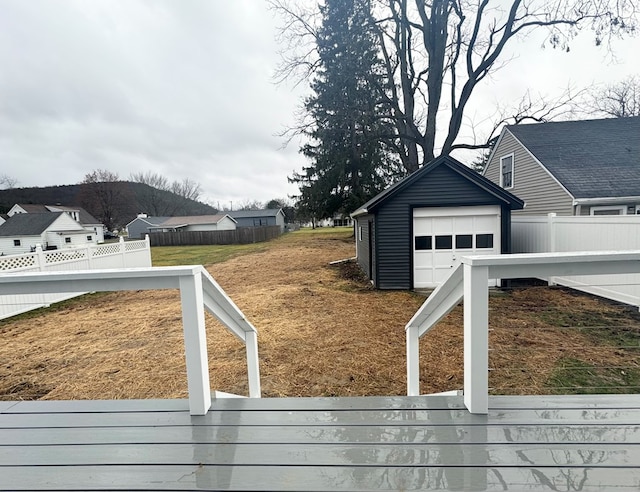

{"left": 228, "top": 209, "right": 283, "bottom": 219}
{"left": 13, "top": 203, "right": 101, "bottom": 225}
{"left": 351, "top": 155, "right": 525, "bottom": 217}
{"left": 131, "top": 216, "right": 171, "bottom": 227}
{"left": 13, "top": 204, "right": 49, "bottom": 214}
{"left": 0, "top": 212, "right": 63, "bottom": 236}
{"left": 149, "top": 214, "right": 236, "bottom": 228}
{"left": 505, "top": 117, "right": 640, "bottom": 199}
{"left": 47, "top": 205, "right": 101, "bottom": 225}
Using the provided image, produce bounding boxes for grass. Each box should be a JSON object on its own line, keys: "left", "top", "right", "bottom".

{"left": 546, "top": 357, "right": 640, "bottom": 394}
{"left": 151, "top": 227, "right": 354, "bottom": 266}
{"left": 151, "top": 242, "right": 269, "bottom": 266}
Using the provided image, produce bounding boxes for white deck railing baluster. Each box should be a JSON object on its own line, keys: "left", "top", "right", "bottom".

{"left": 0, "top": 266, "right": 261, "bottom": 415}
{"left": 407, "top": 250, "right": 640, "bottom": 414}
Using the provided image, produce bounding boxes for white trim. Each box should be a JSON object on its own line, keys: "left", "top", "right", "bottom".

{"left": 499, "top": 153, "right": 514, "bottom": 189}
{"left": 590, "top": 205, "right": 626, "bottom": 215}
{"left": 573, "top": 196, "right": 640, "bottom": 205}
{"left": 482, "top": 129, "right": 508, "bottom": 177}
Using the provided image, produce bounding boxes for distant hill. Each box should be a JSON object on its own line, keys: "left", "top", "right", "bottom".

{"left": 0, "top": 182, "right": 217, "bottom": 230}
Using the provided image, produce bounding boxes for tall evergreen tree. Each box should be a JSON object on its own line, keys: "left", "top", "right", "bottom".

{"left": 289, "top": 0, "right": 402, "bottom": 221}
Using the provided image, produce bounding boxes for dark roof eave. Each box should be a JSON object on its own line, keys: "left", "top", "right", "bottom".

{"left": 350, "top": 155, "right": 524, "bottom": 216}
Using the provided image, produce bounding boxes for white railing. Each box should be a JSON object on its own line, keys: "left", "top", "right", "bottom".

{"left": 406, "top": 251, "right": 640, "bottom": 414}
{"left": 512, "top": 214, "right": 640, "bottom": 307}
{"left": 0, "top": 237, "right": 151, "bottom": 320}
{"left": 0, "top": 266, "right": 261, "bottom": 415}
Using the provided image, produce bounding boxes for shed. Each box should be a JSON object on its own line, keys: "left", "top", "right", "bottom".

{"left": 351, "top": 155, "right": 524, "bottom": 289}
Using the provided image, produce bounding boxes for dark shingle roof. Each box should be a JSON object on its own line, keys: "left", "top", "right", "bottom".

{"left": 228, "top": 209, "right": 283, "bottom": 219}
{"left": 351, "top": 155, "right": 524, "bottom": 217}
{"left": 0, "top": 212, "right": 63, "bottom": 236}
{"left": 507, "top": 117, "right": 640, "bottom": 199}
{"left": 15, "top": 204, "right": 101, "bottom": 225}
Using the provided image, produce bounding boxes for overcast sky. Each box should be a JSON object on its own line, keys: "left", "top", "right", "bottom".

{"left": 0, "top": 1, "right": 638, "bottom": 208}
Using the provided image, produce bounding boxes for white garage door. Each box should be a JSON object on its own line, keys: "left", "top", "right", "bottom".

{"left": 413, "top": 205, "right": 501, "bottom": 288}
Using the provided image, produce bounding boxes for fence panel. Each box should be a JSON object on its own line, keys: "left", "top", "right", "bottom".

{"left": 512, "top": 214, "right": 640, "bottom": 307}
{"left": 149, "top": 226, "right": 281, "bottom": 247}
{"left": 0, "top": 237, "right": 151, "bottom": 320}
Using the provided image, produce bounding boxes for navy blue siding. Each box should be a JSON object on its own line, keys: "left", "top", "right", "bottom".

{"left": 355, "top": 215, "right": 377, "bottom": 284}
{"left": 375, "top": 166, "right": 511, "bottom": 289}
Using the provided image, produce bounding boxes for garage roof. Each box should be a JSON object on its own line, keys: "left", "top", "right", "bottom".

{"left": 351, "top": 155, "right": 525, "bottom": 217}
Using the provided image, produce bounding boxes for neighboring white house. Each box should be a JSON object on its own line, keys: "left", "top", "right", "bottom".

{"left": 8, "top": 203, "right": 105, "bottom": 242}
{"left": 126, "top": 214, "right": 237, "bottom": 239}
{"left": 0, "top": 212, "right": 97, "bottom": 255}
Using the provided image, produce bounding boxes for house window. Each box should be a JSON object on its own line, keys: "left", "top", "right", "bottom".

{"left": 253, "top": 218, "right": 267, "bottom": 226}
{"left": 435, "top": 235, "right": 452, "bottom": 250}
{"left": 13, "top": 239, "right": 20, "bottom": 247}
{"left": 415, "top": 236, "right": 432, "bottom": 250}
{"left": 87, "top": 235, "right": 93, "bottom": 241}
{"left": 65, "top": 237, "right": 72, "bottom": 244}
{"left": 590, "top": 206, "right": 625, "bottom": 216}
{"left": 476, "top": 234, "right": 494, "bottom": 249}
{"left": 500, "top": 154, "right": 514, "bottom": 189}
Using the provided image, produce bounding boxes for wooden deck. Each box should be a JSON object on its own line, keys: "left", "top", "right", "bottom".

{"left": 2, "top": 394, "right": 640, "bottom": 491}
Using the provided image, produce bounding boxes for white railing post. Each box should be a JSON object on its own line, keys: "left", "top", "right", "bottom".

{"left": 463, "top": 263, "right": 489, "bottom": 414}
{"left": 35, "top": 244, "right": 46, "bottom": 272}
{"left": 547, "top": 213, "right": 557, "bottom": 286}
{"left": 179, "top": 273, "right": 212, "bottom": 415}
{"left": 245, "top": 331, "right": 261, "bottom": 398}
{"left": 119, "top": 236, "right": 126, "bottom": 267}
{"left": 86, "top": 244, "right": 93, "bottom": 269}
{"left": 406, "top": 325, "right": 420, "bottom": 396}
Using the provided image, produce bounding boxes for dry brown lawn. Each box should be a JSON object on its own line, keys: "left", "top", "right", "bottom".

{"left": 1, "top": 229, "right": 640, "bottom": 401}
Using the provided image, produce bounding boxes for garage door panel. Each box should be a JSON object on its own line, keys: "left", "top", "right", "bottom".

{"left": 433, "top": 217, "right": 453, "bottom": 235}
{"left": 413, "top": 206, "right": 500, "bottom": 289}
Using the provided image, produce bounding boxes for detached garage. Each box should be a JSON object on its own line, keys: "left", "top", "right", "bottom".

{"left": 351, "top": 155, "right": 524, "bottom": 289}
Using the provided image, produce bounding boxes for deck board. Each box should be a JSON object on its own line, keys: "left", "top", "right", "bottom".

{"left": 2, "top": 394, "right": 640, "bottom": 491}
{"left": 3, "top": 424, "right": 639, "bottom": 445}
{"left": 3, "top": 465, "right": 640, "bottom": 491}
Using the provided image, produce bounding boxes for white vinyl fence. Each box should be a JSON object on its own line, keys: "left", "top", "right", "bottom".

{"left": 0, "top": 237, "right": 151, "bottom": 320}
{"left": 512, "top": 214, "right": 640, "bottom": 307}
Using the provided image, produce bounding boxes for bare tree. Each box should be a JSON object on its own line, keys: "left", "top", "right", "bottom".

{"left": 130, "top": 172, "right": 204, "bottom": 215}
{"left": 235, "top": 199, "right": 265, "bottom": 211}
{"left": 170, "top": 178, "right": 202, "bottom": 202}
{"left": 0, "top": 174, "right": 17, "bottom": 189}
{"left": 272, "top": 0, "right": 638, "bottom": 173}
{"left": 584, "top": 75, "right": 640, "bottom": 118}
{"left": 80, "top": 169, "right": 128, "bottom": 231}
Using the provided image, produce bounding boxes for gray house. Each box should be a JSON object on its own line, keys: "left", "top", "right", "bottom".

{"left": 351, "top": 155, "right": 524, "bottom": 289}
{"left": 484, "top": 117, "right": 640, "bottom": 216}
{"left": 228, "top": 209, "right": 286, "bottom": 231}
{"left": 126, "top": 214, "right": 237, "bottom": 239}
{"left": 126, "top": 215, "right": 171, "bottom": 239}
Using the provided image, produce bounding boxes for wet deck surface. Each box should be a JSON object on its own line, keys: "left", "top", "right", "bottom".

{"left": 2, "top": 394, "right": 640, "bottom": 490}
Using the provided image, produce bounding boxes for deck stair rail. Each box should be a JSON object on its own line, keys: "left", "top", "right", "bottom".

{"left": 0, "top": 266, "right": 260, "bottom": 416}
{"left": 406, "top": 250, "right": 640, "bottom": 415}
